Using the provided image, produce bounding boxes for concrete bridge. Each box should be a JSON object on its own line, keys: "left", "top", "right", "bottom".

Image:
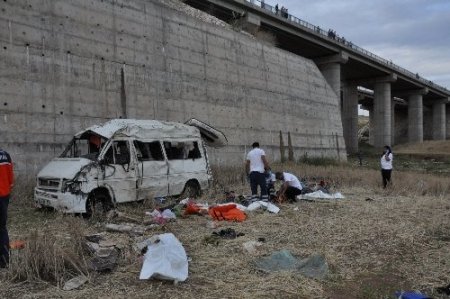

{"left": 185, "top": 0, "right": 450, "bottom": 153}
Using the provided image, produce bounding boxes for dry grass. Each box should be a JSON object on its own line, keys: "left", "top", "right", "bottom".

{"left": 395, "top": 140, "right": 450, "bottom": 157}
{"left": 1, "top": 164, "right": 450, "bottom": 298}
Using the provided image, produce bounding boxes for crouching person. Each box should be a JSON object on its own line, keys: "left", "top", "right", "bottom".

{"left": 275, "top": 172, "right": 302, "bottom": 203}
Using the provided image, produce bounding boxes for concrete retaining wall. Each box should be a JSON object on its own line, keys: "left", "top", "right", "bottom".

{"left": 0, "top": 0, "right": 345, "bottom": 175}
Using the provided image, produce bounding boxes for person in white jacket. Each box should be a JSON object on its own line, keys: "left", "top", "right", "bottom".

{"left": 380, "top": 145, "right": 393, "bottom": 188}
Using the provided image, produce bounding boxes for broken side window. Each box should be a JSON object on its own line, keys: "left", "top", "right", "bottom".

{"left": 134, "top": 141, "right": 164, "bottom": 161}
{"left": 104, "top": 141, "right": 130, "bottom": 165}
{"left": 60, "top": 133, "right": 105, "bottom": 161}
{"left": 163, "top": 141, "right": 201, "bottom": 160}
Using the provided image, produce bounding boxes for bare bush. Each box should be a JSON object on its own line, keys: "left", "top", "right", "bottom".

{"left": 7, "top": 217, "right": 89, "bottom": 286}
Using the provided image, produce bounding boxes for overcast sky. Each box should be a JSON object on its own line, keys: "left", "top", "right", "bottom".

{"left": 270, "top": 0, "right": 450, "bottom": 90}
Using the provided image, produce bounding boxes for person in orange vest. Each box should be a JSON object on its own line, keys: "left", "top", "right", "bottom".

{"left": 0, "top": 149, "right": 14, "bottom": 268}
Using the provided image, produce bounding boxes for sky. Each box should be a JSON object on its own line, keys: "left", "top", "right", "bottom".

{"left": 270, "top": 0, "right": 450, "bottom": 90}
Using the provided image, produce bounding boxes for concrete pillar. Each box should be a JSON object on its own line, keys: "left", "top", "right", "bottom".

{"left": 373, "top": 81, "right": 392, "bottom": 147}
{"left": 432, "top": 99, "right": 447, "bottom": 140}
{"left": 319, "top": 63, "right": 341, "bottom": 97}
{"left": 342, "top": 83, "right": 359, "bottom": 153}
{"left": 316, "top": 52, "right": 348, "bottom": 98}
{"left": 391, "top": 99, "right": 396, "bottom": 145}
{"left": 447, "top": 104, "right": 450, "bottom": 140}
{"left": 369, "top": 106, "right": 375, "bottom": 145}
{"left": 408, "top": 94, "right": 424, "bottom": 143}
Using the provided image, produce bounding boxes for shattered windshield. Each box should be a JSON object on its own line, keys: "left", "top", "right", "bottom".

{"left": 60, "top": 133, "right": 106, "bottom": 161}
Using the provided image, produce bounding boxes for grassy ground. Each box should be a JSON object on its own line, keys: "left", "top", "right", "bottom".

{"left": 1, "top": 144, "right": 450, "bottom": 299}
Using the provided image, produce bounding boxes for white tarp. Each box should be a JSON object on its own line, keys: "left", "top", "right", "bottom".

{"left": 299, "top": 191, "right": 345, "bottom": 200}
{"left": 245, "top": 201, "right": 280, "bottom": 214}
{"left": 139, "top": 233, "right": 188, "bottom": 282}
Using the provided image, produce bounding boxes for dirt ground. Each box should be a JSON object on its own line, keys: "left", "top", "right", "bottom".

{"left": 1, "top": 177, "right": 449, "bottom": 299}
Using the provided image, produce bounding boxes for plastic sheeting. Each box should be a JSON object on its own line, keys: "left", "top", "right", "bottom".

{"left": 246, "top": 201, "right": 280, "bottom": 214}
{"left": 299, "top": 190, "right": 345, "bottom": 200}
{"left": 139, "top": 233, "right": 188, "bottom": 282}
{"left": 254, "top": 249, "right": 329, "bottom": 280}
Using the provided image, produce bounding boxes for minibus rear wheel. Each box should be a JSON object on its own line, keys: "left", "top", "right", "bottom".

{"left": 181, "top": 180, "right": 201, "bottom": 199}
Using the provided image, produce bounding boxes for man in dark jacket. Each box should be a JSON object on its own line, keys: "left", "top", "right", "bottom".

{"left": 0, "top": 149, "right": 14, "bottom": 268}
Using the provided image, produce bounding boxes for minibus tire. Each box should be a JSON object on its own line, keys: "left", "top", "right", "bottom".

{"left": 84, "top": 190, "right": 113, "bottom": 218}
{"left": 181, "top": 180, "right": 201, "bottom": 198}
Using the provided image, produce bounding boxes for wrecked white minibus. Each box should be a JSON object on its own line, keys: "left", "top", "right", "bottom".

{"left": 34, "top": 119, "right": 227, "bottom": 215}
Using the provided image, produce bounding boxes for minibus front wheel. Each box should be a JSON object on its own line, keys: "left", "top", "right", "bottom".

{"left": 84, "top": 189, "right": 113, "bottom": 218}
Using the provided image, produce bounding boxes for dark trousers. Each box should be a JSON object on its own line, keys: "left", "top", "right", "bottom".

{"left": 249, "top": 171, "right": 268, "bottom": 200}
{"left": 284, "top": 186, "right": 302, "bottom": 202}
{"left": 381, "top": 169, "right": 392, "bottom": 188}
{"left": 0, "top": 197, "right": 9, "bottom": 268}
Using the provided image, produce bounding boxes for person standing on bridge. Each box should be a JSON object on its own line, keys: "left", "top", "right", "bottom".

{"left": 380, "top": 145, "right": 393, "bottom": 188}
{"left": 0, "top": 148, "right": 14, "bottom": 268}
{"left": 245, "top": 142, "right": 270, "bottom": 202}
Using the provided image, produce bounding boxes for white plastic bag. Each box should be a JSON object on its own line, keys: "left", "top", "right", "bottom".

{"left": 139, "top": 233, "right": 188, "bottom": 282}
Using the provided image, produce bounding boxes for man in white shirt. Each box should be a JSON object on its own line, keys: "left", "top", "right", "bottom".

{"left": 275, "top": 171, "right": 303, "bottom": 202}
{"left": 245, "top": 142, "right": 270, "bottom": 201}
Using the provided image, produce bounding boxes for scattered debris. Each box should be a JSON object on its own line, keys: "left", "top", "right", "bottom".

{"left": 105, "top": 223, "right": 150, "bottom": 235}
{"left": 212, "top": 228, "right": 244, "bottom": 239}
{"left": 9, "top": 240, "right": 25, "bottom": 250}
{"left": 140, "top": 233, "right": 188, "bottom": 282}
{"left": 254, "top": 250, "right": 329, "bottom": 280}
{"left": 145, "top": 209, "right": 176, "bottom": 225}
{"left": 84, "top": 233, "right": 104, "bottom": 243}
{"left": 62, "top": 275, "right": 89, "bottom": 291}
{"left": 223, "top": 191, "right": 236, "bottom": 203}
{"left": 394, "top": 291, "right": 432, "bottom": 299}
{"left": 203, "top": 235, "right": 220, "bottom": 246}
{"left": 243, "top": 241, "right": 263, "bottom": 254}
{"left": 88, "top": 247, "right": 120, "bottom": 272}
{"left": 246, "top": 201, "right": 280, "bottom": 214}
{"left": 436, "top": 283, "right": 450, "bottom": 295}
{"left": 106, "top": 210, "right": 141, "bottom": 224}
{"left": 206, "top": 220, "right": 220, "bottom": 229}
{"left": 184, "top": 201, "right": 209, "bottom": 216}
{"left": 84, "top": 235, "right": 120, "bottom": 272}
{"left": 209, "top": 204, "right": 247, "bottom": 222}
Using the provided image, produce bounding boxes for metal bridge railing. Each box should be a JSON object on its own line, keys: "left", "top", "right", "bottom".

{"left": 244, "top": 0, "right": 449, "bottom": 94}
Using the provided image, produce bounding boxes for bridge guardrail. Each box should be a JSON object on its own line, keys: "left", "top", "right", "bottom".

{"left": 244, "top": 0, "right": 449, "bottom": 94}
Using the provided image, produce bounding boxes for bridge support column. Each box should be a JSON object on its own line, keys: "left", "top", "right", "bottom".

{"left": 369, "top": 107, "right": 375, "bottom": 145}
{"left": 372, "top": 75, "right": 396, "bottom": 147}
{"left": 315, "top": 52, "right": 348, "bottom": 98}
{"left": 391, "top": 99, "right": 396, "bottom": 145}
{"left": 408, "top": 94, "right": 425, "bottom": 143}
{"left": 432, "top": 99, "right": 447, "bottom": 140}
{"left": 342, "top": 83, "right": 358, "bottom": 153}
